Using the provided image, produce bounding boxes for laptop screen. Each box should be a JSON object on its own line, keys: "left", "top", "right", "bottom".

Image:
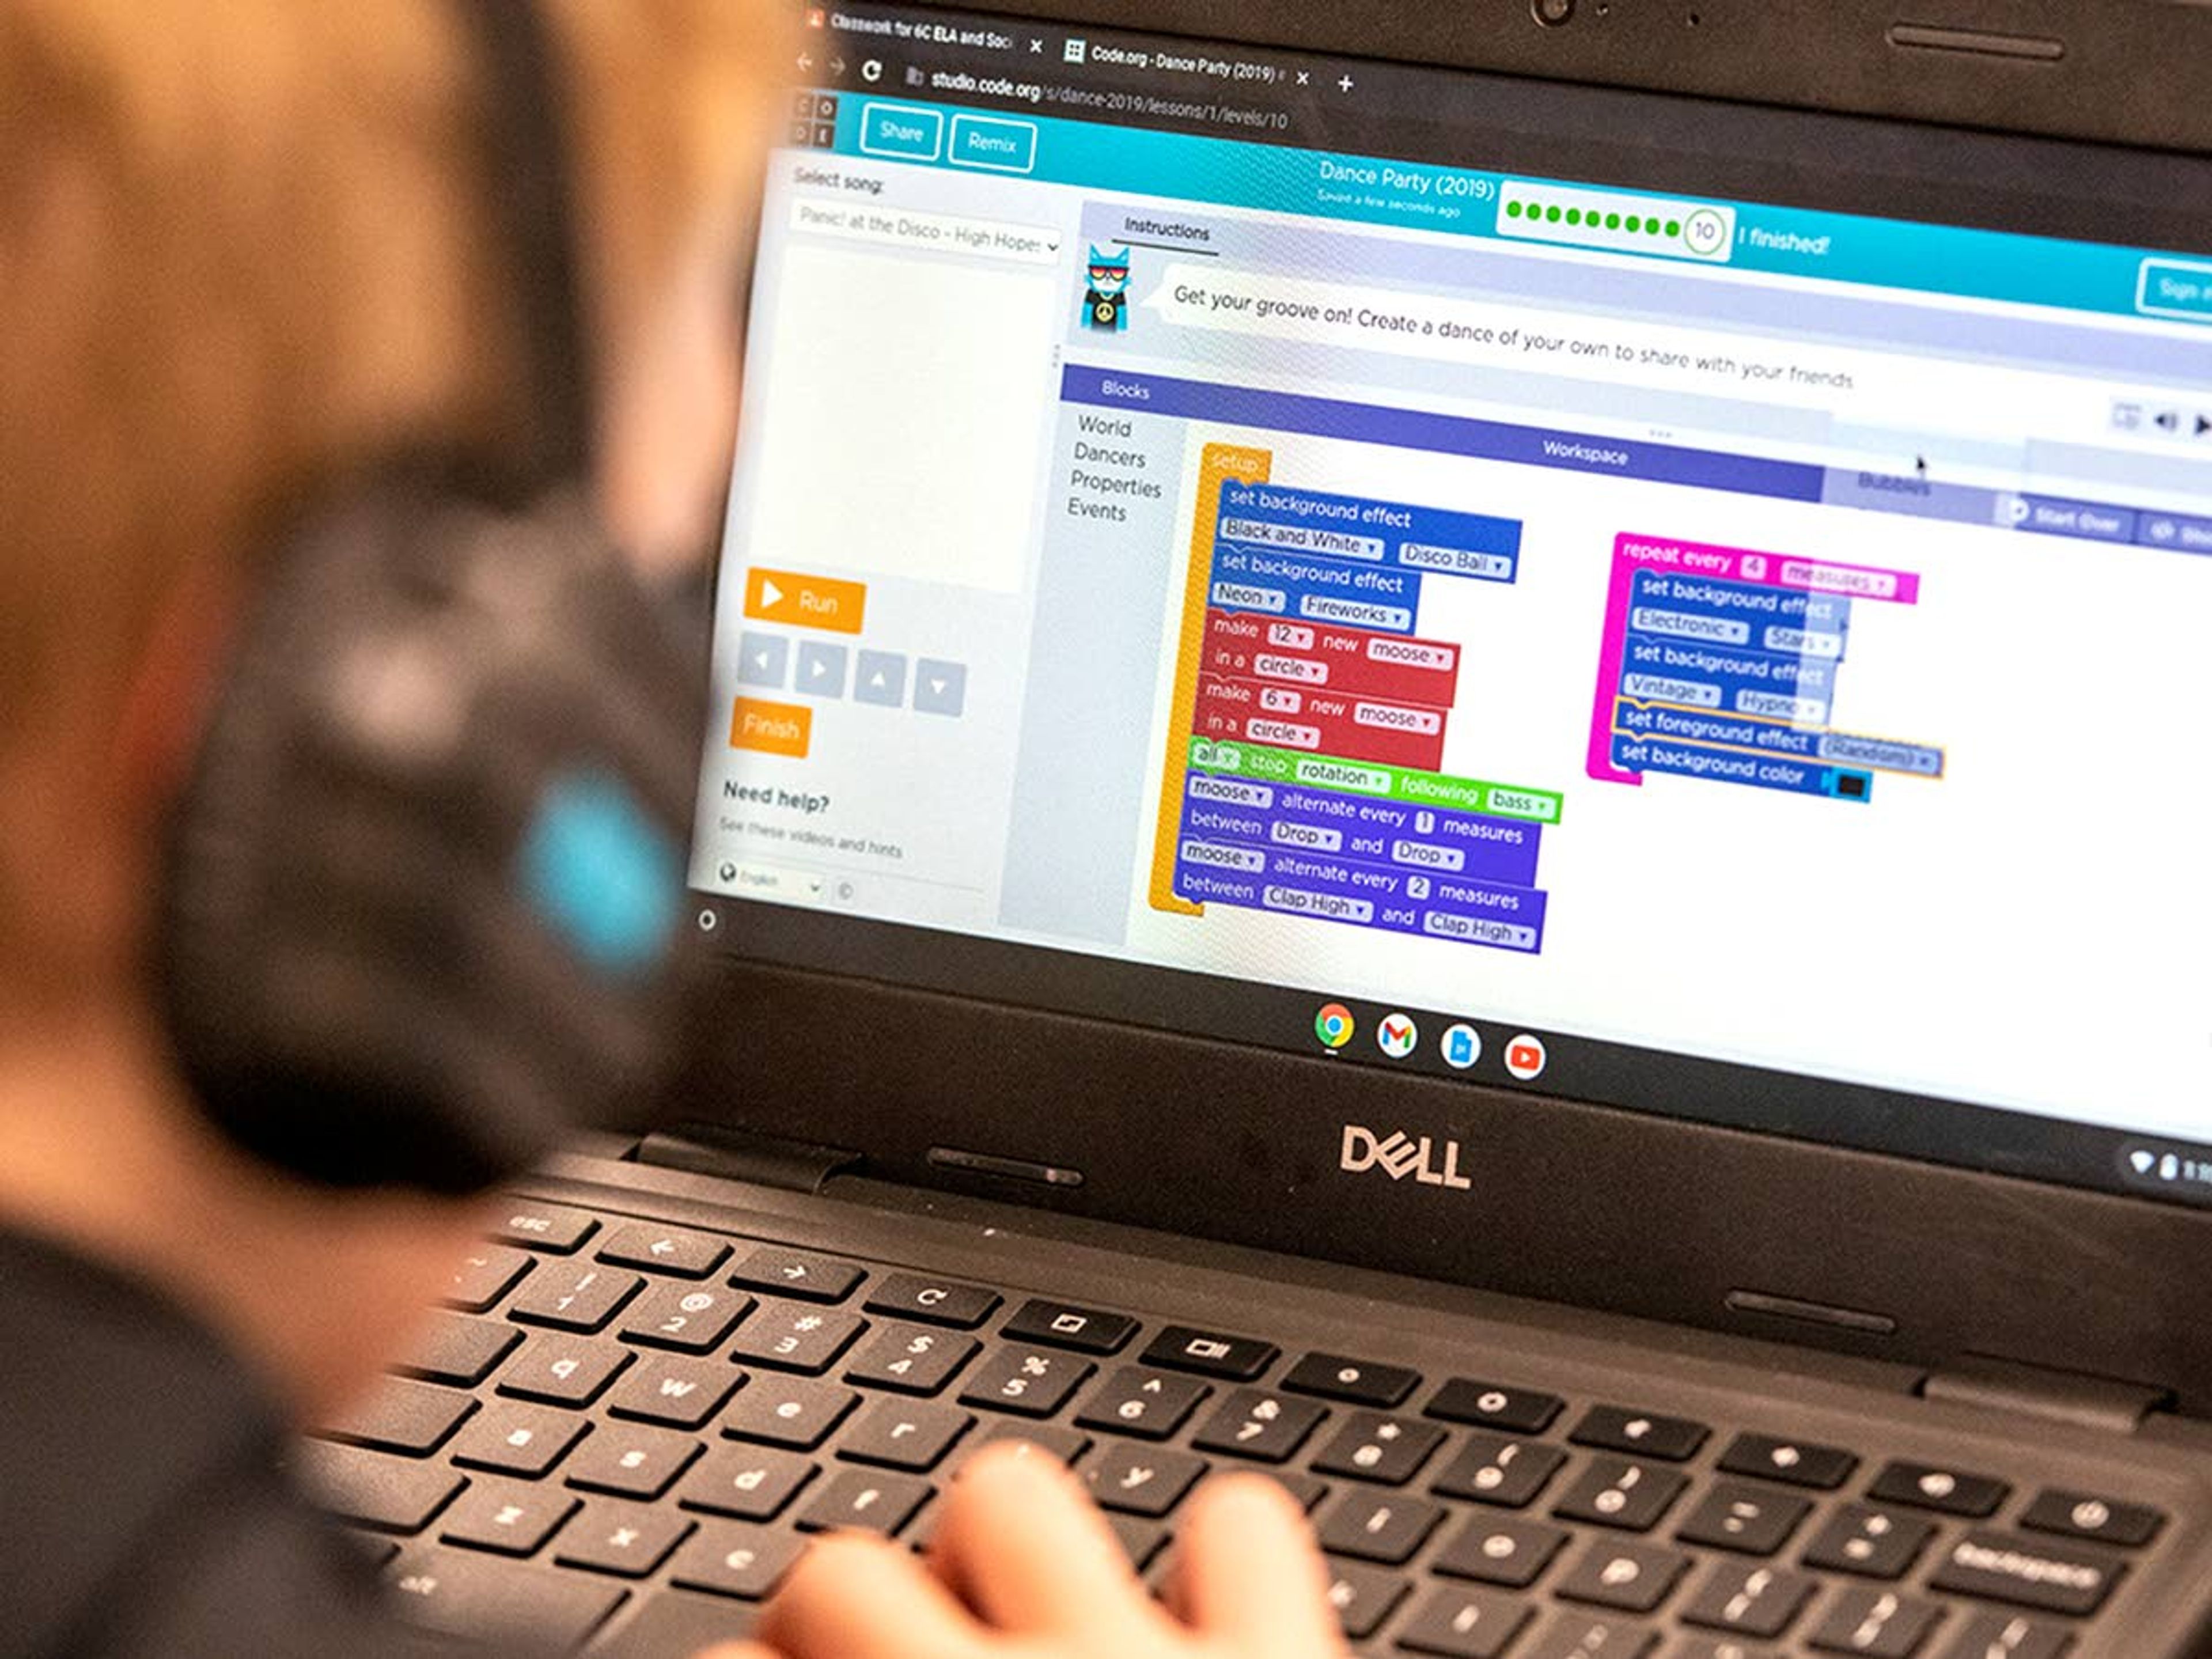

{"left": 691, "top": 3, "right": 2212, "bottom": 1210}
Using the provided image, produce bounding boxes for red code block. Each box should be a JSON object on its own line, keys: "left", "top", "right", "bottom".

{"left": 1195, "top": 675, "right": 1447, "bottom": 772}
{"left": 1203, "top": 609, "right": 1460, "bottom": 709}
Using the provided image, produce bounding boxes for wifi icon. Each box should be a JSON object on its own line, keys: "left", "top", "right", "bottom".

{"left": 2130, "top": 1149, "right": 2157, "bottom": 1177}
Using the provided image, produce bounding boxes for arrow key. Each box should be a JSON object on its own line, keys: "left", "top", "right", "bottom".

{"left": 728, "top": 1247, "right": 865, "bottom": 1305}
{"left": 914, "top": 660, "right": 968, "bottom": 718}
{"left": 598, "top": 1224, "right": 731, "bottom": 1280}
{"left": 1084, "top": 1444, "right": 1208, "bottom": 1518}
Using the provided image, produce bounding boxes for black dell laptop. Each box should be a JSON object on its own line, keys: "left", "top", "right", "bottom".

{"left": 306, "top": 3, "right": 2212, "bottom": 1654}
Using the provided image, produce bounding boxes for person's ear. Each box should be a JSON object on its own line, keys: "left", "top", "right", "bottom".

{"left": 111, "top": 555, "right": 248, "bottom": 830}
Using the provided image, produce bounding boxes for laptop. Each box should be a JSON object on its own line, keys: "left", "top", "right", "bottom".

{"left": 301, "top": 3, "right": 2212, "bottom": 1654}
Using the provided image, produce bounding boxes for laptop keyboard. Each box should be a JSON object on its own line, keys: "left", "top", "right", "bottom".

{"left": 302, "top": 1199, "right": 2167, "bottom": 1658}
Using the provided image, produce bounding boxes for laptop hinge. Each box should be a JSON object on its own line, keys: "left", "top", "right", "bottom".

{"left": 633, "top": 1124, "right": 866, "bottom": 1195}
{"left": 1921, "top": 1355, "right": 2172, "bottom": 1435}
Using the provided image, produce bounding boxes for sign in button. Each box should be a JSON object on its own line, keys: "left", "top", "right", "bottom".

{"left": 2137, "top": 257, "right": 2212, "bottom": 323}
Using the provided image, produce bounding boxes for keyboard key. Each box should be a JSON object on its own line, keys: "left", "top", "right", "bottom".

{"left": 1804, "top": 1505, "right": 1938, "bottom": 1580}
{"left": 315, "top": 1379, "right": 476, "bottom": 1457}
{"left": 796, "top": 1469, "right": 931, "bottom": 1536}
{"left": 2020, "top": 1488, "right": 2164, "bottom": 1548}
{"left": 677, "top": 1446, "right": 817, "bottom": 1522}
{"left": 395, "top": 1313, "right": 522, "bottom": 1389}
{"left": 1935, "top": 1610, "right": 2074, "bottom": 1659}
{"left": 444, "top": 1246, "right": 534, "bottom": 1313}
{"left": 1679, "top": 1562, "right": 1816, "bottom": 1641}
{"left": 510, "top": 1265, "right": 644, "bottom": 1334}
{"left": 299, "top": 1442, "right": 466, "bottom": 1534}
{"left": 958, "top": 1346, "right": 1094, "bottom": 1418}
{"left": 1665, "top": 1641, "right": 1783, "bottom": 1659}
{"left": 555, "top": 1498, "right": 695, "bottom": 1577}
{"left": 353, "top": 1534, "right": 402, "bottom": 1570}
{"left": 1192, "top": 1389, "right": 1328, "bottom": 1464}
{"left": 1868, "top": 1461, "right": 2009, "bottom": 1518}
{"left": 1283, "top": 1351, "right": 1419, "bottom": 1407}
{"left": 489, "top": 1203, "right": 599, "bottom": 1254}
{"left": 388, "top": 1544, "right": 625, "bottom": 1649}
{"left": 1108, "top": 1514, "right": 1170, "bottom": 1570}
{"left": 1675, "top": 1482, "right": 1812, "bottom": 1556}
{"left": 1554, "top": 1459, "right": 1687, "bottom": 1533}
{"left": 865, "top": 1273, "right": 1002, "bottom": 1329}
{"left": 1929, "top": 1528, "right": 2125, "bottom": 1616}
{"left": 728, "top": 1300, "right": 866, "bottom": 1374}
{"left": 1432, "top": 1434, "right": 1566, "bottom": 1509}
{"left": 1808, "top": 1586, "right": 1944, "bottom": 1657}
{"left": 1427, "top": 1378, "right": 1564, "bottom": 1435}
{"left": 597, "top": 1222, "right": 730, "bottom": 1279}
{"left": 497, "top": 1333, "right": 632, "bottom": 1408}
{"left": 1085, "top": 1443, "right": 1209, "bottom": 1518}
{"left": 565, "top": 1425, "right": 703, "bottom": 1501}
{"left": 1317, "top": 1491, "right": 1445, "bottom": 1565}
{"left": 970, "top": 1420, "right": 1091, "bottom": 1465}
{"left": 597, "top": 1592, "right": 751, "bottom": 1657}
{"left": 618, "top": 1283, "right": 751, "bottom": 1353}
{"left": 605, "top": 1355, "right": 741, "bottom": 1430}
{"left": 669, "top": 1520, "right": 803, "bottom": 1600}
{"left": 1571, "top": 1407, "right": 1708, "bottom": 1463}
{"left": 846, "top": 1323, "right": 979, "bottom": 1395}
{"left": 1718, "top": 1433, "right": 1858, "bottom": 1491}
{"left": 727, "top": 1247, "right": 865, "bottom": 1305}
{"left": 1000, "top": 1298, "right": 1139, "bottom": 1355}
{"left": 1433, "top": 1514, "right": 1570, "bottom": 1589}
{"left": 1396, "top": 1585, "right": 1532, "bottom": 1658}
{"left": 1320, "top": 1558, "right": 1408, "bottom": 1640}
{"left": 1521, "top": 1612, "right": 1656, "bottom": 1657}
{"left": 439, "top": 1476, "right": 579, "bottom": 1556}
{"left": 1142, "top": 1325, "right": 1279, "bottom": 1382}
{"left": 839, "top": 1398, "right": 973, "bottom": 1472}
{"left": 1311, "top": 1412, "right": 1446, "bottom": 1486}
{"left": 721, "top": 1378, "right": 859, "bottom": 1451}
{"left": 450, "top": 1401, "right": 590, "bottom": 1478}
{"left": 1267, "top": 1469, "right": 1330, "bottom": 1513}
{"left": 1556, "top": 1540, "right": 1690, "bottom": 1614}
{"left": 1077, "top": 1368, "right": 1211, "bottom": 1441}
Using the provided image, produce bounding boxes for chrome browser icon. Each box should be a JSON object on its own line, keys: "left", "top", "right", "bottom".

{"left": 1315, "top": 1003, "right": 1356, "bottom": 1050}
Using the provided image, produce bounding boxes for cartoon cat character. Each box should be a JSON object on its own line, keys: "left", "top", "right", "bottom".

{"left": 1083, "top": 245, "right": 1133, "bottom": 332}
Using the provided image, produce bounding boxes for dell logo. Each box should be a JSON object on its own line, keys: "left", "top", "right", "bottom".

{"left": 1340, "top": 1125, "right": 1473, "bottom": 1191}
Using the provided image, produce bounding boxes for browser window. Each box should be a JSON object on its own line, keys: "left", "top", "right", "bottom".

{"left": 694, "top": 3, "right": 2212, "bottom": 1205}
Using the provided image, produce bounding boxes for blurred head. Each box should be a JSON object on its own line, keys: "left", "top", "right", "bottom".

{"left": 0, "top": 0, "right": 788, "bottom": 1025}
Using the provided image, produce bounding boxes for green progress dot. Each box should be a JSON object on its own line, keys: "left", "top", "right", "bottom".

{"left": 1605, "top": 213, "right": 1621, "bottom": 230}
{"left": 1648, "top": 219, "right": 1664, "bottom": 236}
{"left": 1566, "top": 209, "right": 1582, "bottom": 226}
{"left": 1546, "top": 205, "right": 1562, "bottom": 223}
{"left": 1506, "top": 200, "right": 1523, "bottom": 218}
{"left": 1666, "top": 219, "right": 1682, "bottom": 237}
{"left": 1626, "top": 215, "right": 1641, "bottom": 232}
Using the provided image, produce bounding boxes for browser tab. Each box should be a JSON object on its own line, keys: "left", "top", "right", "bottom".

{"left": 1499, "top": 181, "right": 1733, "bottom": 264}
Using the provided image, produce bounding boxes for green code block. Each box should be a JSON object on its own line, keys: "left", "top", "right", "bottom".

{"left": 1187, "top": 738, "right": 1564, "bottom": 825}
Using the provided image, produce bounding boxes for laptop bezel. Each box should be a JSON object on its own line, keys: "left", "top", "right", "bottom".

{"left": 682, "top": 0, "right": 2212, "bottom": 1413}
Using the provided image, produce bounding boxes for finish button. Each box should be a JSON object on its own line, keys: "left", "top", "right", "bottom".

{"left": 745, "top": 568, "right": 869, "bottom": 635}
{"left": 729, "top": 698, "right": 812, "bottom": 758}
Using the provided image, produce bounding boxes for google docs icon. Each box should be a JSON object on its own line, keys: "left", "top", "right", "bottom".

{"left": 1442, "top": 1024, "right": 1483, "bottom": 1071}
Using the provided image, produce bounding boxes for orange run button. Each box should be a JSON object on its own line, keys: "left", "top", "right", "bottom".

{"left": 744, "top": 567, "right": 868, "bottom": 635}
{"left": 730, "top": 698, "right": 812, "bottom": 758}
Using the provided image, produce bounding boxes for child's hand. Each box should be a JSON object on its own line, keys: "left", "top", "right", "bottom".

{"left": 703, "top": 1441, "right": 1348, "bottom": 1659}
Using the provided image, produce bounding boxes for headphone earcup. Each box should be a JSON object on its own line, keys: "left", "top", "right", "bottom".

{"left": 157, "top": 471, "right": 706, "bottom": 1193}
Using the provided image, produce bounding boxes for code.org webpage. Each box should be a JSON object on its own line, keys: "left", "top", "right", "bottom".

{"left": 693, "top": 84, "right": 2212, "bottom": 1147}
